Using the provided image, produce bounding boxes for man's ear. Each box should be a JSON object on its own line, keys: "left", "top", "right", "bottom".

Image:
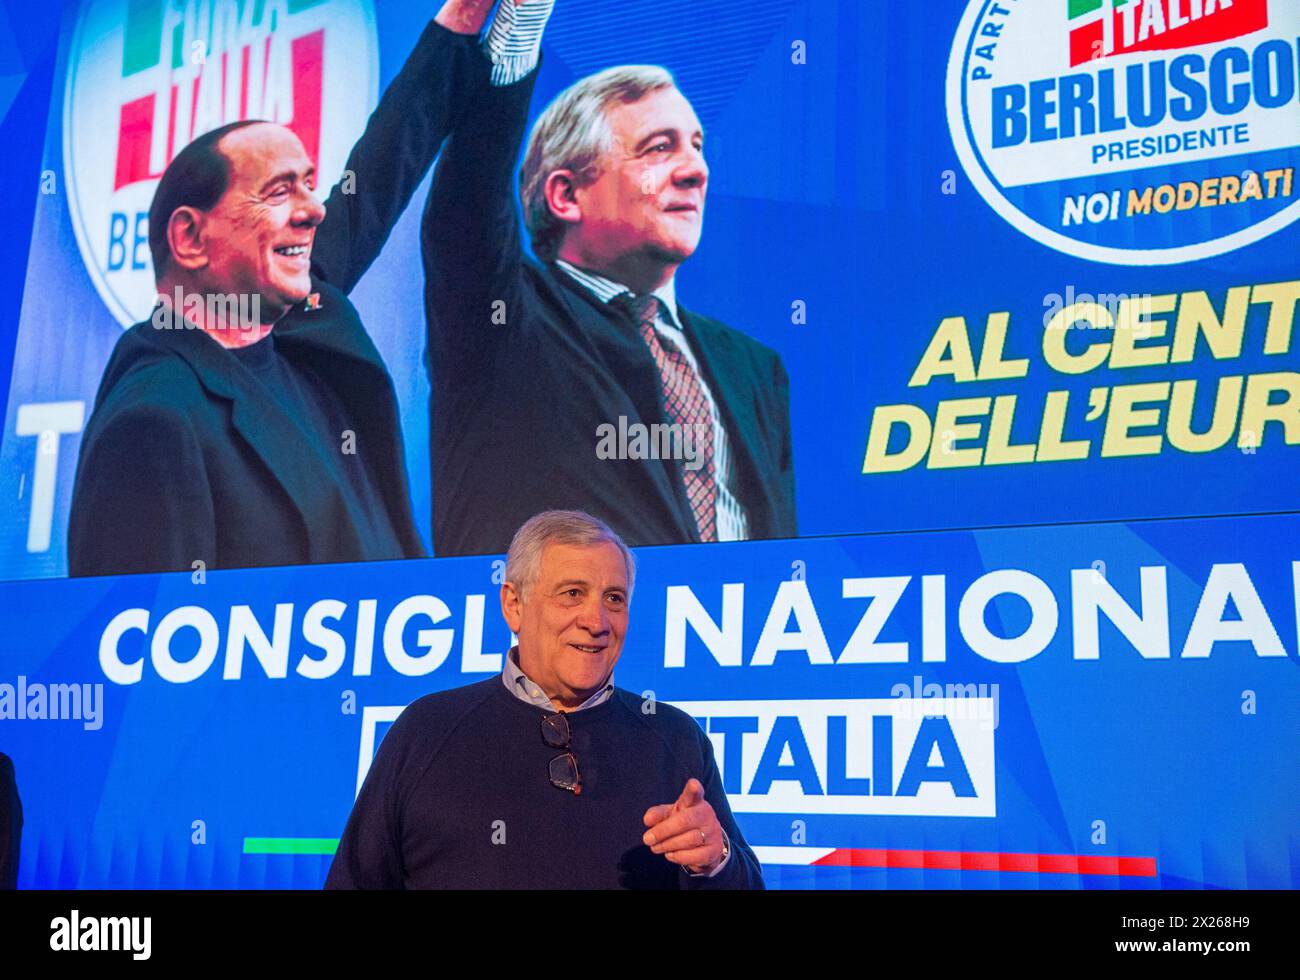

{"left": 542, "top": 170, "right": 584, "bottom": 228}
{"left": 500, "top": 582, "right": 524, "bottom": 635}
{"left": 166, "top": 206, "right": 210, "bottom": 272}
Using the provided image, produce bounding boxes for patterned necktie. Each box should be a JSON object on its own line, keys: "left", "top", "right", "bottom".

{"left": 618, "top": 293, "right": 718, "bottom": 542}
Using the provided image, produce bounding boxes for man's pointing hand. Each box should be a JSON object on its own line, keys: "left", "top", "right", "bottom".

{"left": 643, "top": 777, "right": 725, "bottom": 875}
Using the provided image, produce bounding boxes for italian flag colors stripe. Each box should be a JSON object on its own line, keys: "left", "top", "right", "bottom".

{"left": 1067, "top": 0, "right": 1269, "bottom": 68}
{"left": 121, "top": 0, "right": 328, "bottom": 78}
{"left": 754, "top": 846, "right": 1158, "bottom": 877}
{"left": 1069, "top": 0, "right": 1133, "bottom": 21}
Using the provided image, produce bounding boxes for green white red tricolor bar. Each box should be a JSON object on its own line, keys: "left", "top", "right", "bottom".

{"left": 753, "top": 846, "right": 1158, "bottom": 876}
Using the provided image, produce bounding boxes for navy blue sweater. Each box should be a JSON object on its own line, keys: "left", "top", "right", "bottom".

{"left": 326, "top": 677, "right": 765, "bottom": 889}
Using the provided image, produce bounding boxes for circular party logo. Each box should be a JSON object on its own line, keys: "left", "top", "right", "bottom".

{"left": 947, "top": 0, "right": 1300, "bottom": 264}
{"left": 63, "top": 0, "right": 379, "bottom": 327}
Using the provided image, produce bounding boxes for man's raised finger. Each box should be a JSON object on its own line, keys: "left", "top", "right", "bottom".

{"left": 675, "top": 777, "right": 704, "bottom": 809}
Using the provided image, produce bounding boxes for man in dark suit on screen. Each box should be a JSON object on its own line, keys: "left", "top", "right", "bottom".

{"left": 422, "top": 1, "right": 797, "bottom": 556}
{"left": 67, "top": 0, "right": 544, "bottom": 577}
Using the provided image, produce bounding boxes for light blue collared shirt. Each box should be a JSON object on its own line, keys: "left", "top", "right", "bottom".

{"left": 501, "top": 645, "right": 615, "bottom": 712}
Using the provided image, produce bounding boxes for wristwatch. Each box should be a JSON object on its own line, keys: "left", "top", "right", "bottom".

{"left": 701, "top": 829, "right": 730, "bottom": 875}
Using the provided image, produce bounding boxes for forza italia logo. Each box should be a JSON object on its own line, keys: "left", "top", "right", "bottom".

{"left": 62, "top": 0, "right": 379, "bottom": 327}
{"left": 947, "top": 0, "right": 1300, "bottom": 264}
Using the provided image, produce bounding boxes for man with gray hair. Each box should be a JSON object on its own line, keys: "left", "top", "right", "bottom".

{"left": 67, "top": 0, "right": 553, "bottom": 576}
{"left": 326, "top": 510, "right": 764, "bottom": 889}
{"left": 421, "top": 1, "right": 797, "bottom": 557}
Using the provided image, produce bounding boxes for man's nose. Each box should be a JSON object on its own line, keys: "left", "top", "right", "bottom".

{"left": 294, "top": 189, "right": 326, "bottom": 227}
{"left": 575, "top": 598, "right": 610, "bottom": 635}
{"left": 674, "top": 146, "right": 708, "bottom": 189}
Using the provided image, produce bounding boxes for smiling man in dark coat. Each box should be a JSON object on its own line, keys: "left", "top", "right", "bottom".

{"left": 67, "top": 0, "right": 547, "bottom": 577}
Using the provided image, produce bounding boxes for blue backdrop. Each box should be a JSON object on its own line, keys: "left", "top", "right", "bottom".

{"left": 0, "top": 0, "right": 1296, "bottom": 888}
{"left": 4, "top": 512, "right": 1298, "bottom": 888}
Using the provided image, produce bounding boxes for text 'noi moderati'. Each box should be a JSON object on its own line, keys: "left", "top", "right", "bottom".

{"left": 95, "top": 562, "right": 1298, "bottom": 684}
